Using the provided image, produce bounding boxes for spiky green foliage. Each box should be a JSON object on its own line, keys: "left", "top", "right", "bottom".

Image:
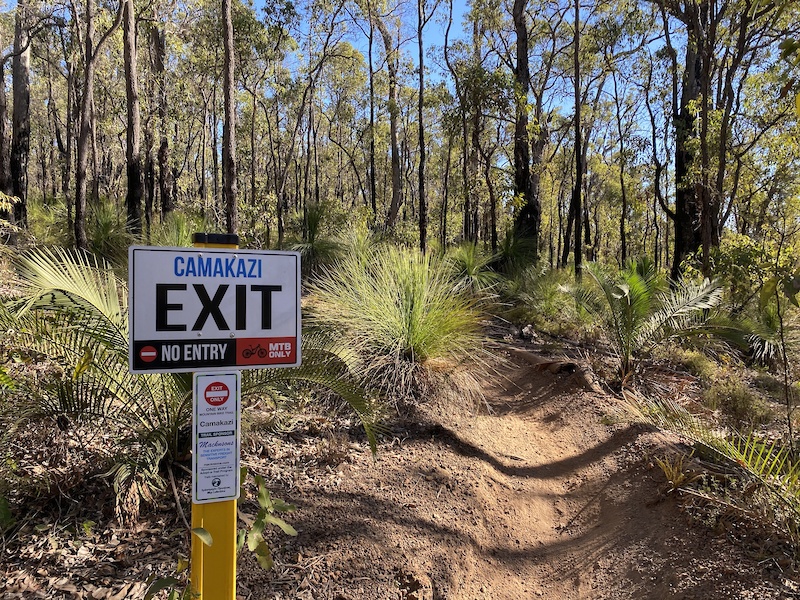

{"left": 491, "top": 232, "right": 537, "bottom": 277}
{"left": 150, "top": 213, "right": 208, "bottom": 248}
{"left": 289, "top": 202, "right": 343, "bottom": 277}
{"left": 2, "top": 247, "right": 378, "bottom": 519}
{"left": 577, "top": 259, "right": 725, "bottom": 380}
{"left": 0, "top": 192, "right": 20, "bottom": 239}
{"left": 307, "top": 246, "right": 485, "bottom": 402}
{"left": 507, "top": 266, "right": 583, "bottom": 335}
{"left": 624, "top": 391, "right": 800, "bottom": 537}
{"left": 446, "top": 243, "right": 503, "bottom": 297}
{"left": 87, "top": 202, "right": 138, "bottom": 266}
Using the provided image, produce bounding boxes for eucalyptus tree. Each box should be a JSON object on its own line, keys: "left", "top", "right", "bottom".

{"left": 11, "top": 0, "right": 31, "bottom": 228}
{"left": 416, "top": 0, "right": 441, "bottom": 253}
{"left": 653, "top": 0, "right": 800, "bottom": 278}
{"left": 74, "top": 0, "right": 123, "bottom": 250}
{"left": 122, "top": 0, "right": 142, "bottom": 234}
{"left": 222, "top": 0, "right": 237, "bottom": 233}
{"left": 354, "top": 0, "right": 403, "bottom": 230}
{"left": 510, "top": 0, "right": 540, "bottom": 258}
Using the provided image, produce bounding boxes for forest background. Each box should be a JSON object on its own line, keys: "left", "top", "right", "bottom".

{"left": 0, "top": 0, "right": 799, "bottom": 281}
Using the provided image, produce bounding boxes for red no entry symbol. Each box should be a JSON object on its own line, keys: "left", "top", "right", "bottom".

{"left": 139, "top": 345, "right": 158, "bottom": 363}
{"left": 204, "top": 382, "right": 230, "bottom": 406}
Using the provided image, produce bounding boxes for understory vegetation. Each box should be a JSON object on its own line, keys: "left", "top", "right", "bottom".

{"left": 3, "top": 215, "right": 800, "bottom": 593}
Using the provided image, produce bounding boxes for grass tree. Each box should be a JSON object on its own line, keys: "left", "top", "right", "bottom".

{"left": 1, "top": 247, "right": 379, "bottom": 521}
{"left": 578, "top": 258, "right": 725, "bottom": 382}
{"left": 307, "top": 245, "right": 486, "bottom": 403}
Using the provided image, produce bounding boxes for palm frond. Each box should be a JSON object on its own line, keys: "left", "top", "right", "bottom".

{"left": 623, "top": 390, "right": 800, "bottom": 525}
{"left": 10, "top": 247, "right": 128, "bottom": 355}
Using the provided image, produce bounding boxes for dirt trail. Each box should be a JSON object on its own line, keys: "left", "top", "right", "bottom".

{"left": 2, "top": 347, "right": 796, "bottom": 599}
{"left": 241, "top": 348, "right": 796, "bottom": 599}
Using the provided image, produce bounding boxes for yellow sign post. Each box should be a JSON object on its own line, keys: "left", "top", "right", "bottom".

{"left": 191, "top": 232, "right": 239, "bottom": 600}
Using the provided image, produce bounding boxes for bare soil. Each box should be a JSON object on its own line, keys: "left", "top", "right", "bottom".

{"left": 2, "top": 344, "right": 800, "bottom": 599}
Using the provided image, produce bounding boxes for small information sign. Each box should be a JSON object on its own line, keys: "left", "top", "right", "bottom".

{"left": 193, "top": 372, "right": 241, "bottom": 504}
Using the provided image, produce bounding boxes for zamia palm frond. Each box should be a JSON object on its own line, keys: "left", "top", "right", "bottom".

{"left": 580, "top": 259, "right": 723, "bottom": 380}
{"left": 623, "top": 390, "right": 800, "bottom": 531}
{"left": 5, "top": 247, "right": 380, "bottom": 518}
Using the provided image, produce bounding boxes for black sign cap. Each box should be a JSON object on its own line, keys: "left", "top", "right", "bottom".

{"left": 192, "top": 232, "right": 240, "bottom": 246}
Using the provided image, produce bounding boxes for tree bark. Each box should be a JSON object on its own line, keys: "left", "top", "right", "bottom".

{"left": 123, "top": 0, "right": 142, "bottom": 234}
{"left": 74, "top": 0, "right": 123, "bottom": 250}
{"left": 222, "top": 0, "right": 237, "bottom": 234}
{"left": 417, "top": 0, "right": 427, "bottom": 253}
{"left": 149, "top": 23, "right": 171, "bottom": 220}
{"left": 372, "top": 14, "right": 401, "bottom": 230}
{"left": 511, "top": 0, "right": 539, "bottom": 257}
{"left": 11, "top": 1, "right": 31, "bottom": 227}
{"left": 572, "top": 0, "right": 582, "bottom": 280}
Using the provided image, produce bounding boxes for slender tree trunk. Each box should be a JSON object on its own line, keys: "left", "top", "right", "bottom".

{"left": 222, "top": 0, "right": 237, "bottom": 234}
{"left": 572, "top": 0, "right": 582, "bottom": 280}
{"left": 123, "top": 0, "right": 142, "bottom": 234}
{"left": 149, "top": 23, "right": 171, "bottom": 220}
{"left": 74, "top": 0, "right": 123, "bottom": 250}
{"left": 63, "top": 59, "right": 74, "bottom": 234}
{"left": 417, "top": 0, "right": 427, "bottom": 253}
{"left": 368, "top": 16, "right": 377, "bottom": 223}
{"left": 373, "top": 16, "right": 401, "bottom": 229}
{"left": 0, "top": 59, "right": 12, "bottom": 198}
{"left": 11, "top": 1, "right": 31, "bottom": 227}
{"left": 211, "top": 87, "right": 220, "bottom": 209}
{"left": 611, "top": 70, "right": 627, "bottom": 264}
{"left": 250, "top": 88, "right": 257, "bottom": 223}
{"left": 440, "top": 132, "right": 451, "bottom": 247}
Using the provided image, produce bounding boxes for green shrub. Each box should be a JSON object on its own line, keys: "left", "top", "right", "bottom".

{"left": 578, "top": 258, "right": 724, "bottom": 381}
{"left": 2, "top": 247, "right": 379, "bottom": 520}
{"left": 506, "top": 266, "right": 584, "bottom": 336}
{"left": 446, "top": 242, "right": 503, "bottom": 297}
{"left": 703, "top": 376, "right": 773, "bottom": 430}
{"left": 307, "top": 245, "right": 485, "bottom": 403}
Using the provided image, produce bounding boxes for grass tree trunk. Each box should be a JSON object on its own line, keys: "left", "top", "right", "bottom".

{"left": 123, "top": 0, "right": 142, "bottom": 235}
{"left": 222, "top": 0, "right": 237, "bottom": 233}
{"left": 11, "top": 1, "right": 31, "bottom": 227}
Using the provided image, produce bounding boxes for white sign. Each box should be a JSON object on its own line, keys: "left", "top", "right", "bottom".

{"left": 193, "top": 372, "right": 241, "bottom": 504}
{"left": 128, "top": 246, "right": 301, "bottom": 373}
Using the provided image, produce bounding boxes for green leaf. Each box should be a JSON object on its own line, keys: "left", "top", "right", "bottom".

{"left": 760, "top": 277, "right": 778, "bottom": 309}
{"left": 257, "top": 485, "right": 272, "bottom": 511}
{"left": 144, "top": 577, "right": 181, "bottom": 600}
{"left": 236, "top": 529, "right": 246, "bottom": 553}
{"left": 191, "top": 527, "right": 213, "bottom": 547}
{"left": 270, "top": 498, "right": 297, "bottom": 513}
{"left": 247, "top": 518, "right": 265, "bottom": 552}
{"left": 81, "top": 520, "right": 96, "bottom": 537}
{"left": 73, "top": 346, "right": 94, "bottom": 380}
{"left": 0, "top": 367, "right": 14, "bottom": 390}
{"left": 264, "top": 513, "right": 298, "bottom": 536}
{"left": 176, "top": 557, "right": 190, "bottom": 573}
{"left": 254, "top": 541, "right": 274, "bottom": 570}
